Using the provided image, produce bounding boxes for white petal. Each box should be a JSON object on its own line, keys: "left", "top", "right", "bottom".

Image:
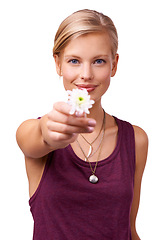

{"left": 66, "top": 88, "right": 94, "bottom": 115}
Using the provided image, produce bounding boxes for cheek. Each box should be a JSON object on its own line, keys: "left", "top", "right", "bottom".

{"left": 95, "top": 68, "right": 111, "bottom": 84}
{"left": 62, "top": 68, "right": 78, "bottom": 90}
{"left": 62, "top": 65, "right": 78, "bottom": 80}
{"left": 95, "top": 69, "right": 111, "bottom": 97}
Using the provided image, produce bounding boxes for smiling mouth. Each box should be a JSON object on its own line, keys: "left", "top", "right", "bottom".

{"left": 75, "top": 84, "right": 97, "bottom": 92}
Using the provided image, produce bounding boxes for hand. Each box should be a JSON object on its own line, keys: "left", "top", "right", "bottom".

{"left": 40, "top": 102, "right": 96, "bottom": 150}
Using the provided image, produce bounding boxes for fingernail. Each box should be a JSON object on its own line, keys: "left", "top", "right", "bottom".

{"left": 88, "top": 120, "right": 96, "bottom": 126}
{"left": 87, "top": 127, "right": 94, "bottom": 132}
{"left": 75, "top": 112, "right": 84, "bottom": 117}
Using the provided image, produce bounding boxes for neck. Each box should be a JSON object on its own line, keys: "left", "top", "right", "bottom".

{"left": 87, "top": 100, "right": 104, "bottom": 122}
{"left": 82, "top": 100, "right": 105, "bottom": 141}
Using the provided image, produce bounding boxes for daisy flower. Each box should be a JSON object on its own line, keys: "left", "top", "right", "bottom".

{"left": 67, "top": 88, "right": 95, "bottom": 115}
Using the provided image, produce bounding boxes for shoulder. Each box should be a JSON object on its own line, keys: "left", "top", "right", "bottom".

{"left": 133, "top": 125, "right": 148, "bottom": 149}
{"left": 116, "top": 116, "right": 148, "bottom": 168}
{"left": 133, "top": 125, "right": 148, "bottom": 168}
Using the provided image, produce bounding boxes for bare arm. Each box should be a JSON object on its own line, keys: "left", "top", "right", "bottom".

{"left": 16, "top": 115, "right": 51, "bottom": 158}
{"left": 130, "top": 125, "right": 148, "bottom": 240}
{"left": 16, "top": 102, "right": 96, "bottom": 158}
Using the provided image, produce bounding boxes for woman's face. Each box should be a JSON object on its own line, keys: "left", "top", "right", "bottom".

{"left": 55, "top": 32, "right": 119, "bottom": 103}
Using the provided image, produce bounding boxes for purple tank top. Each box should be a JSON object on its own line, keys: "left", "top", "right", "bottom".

{"left": 29, "top": 117, "right": 135, "bottom": 240}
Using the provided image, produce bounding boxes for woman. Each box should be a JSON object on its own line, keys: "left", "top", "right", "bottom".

{"left": 16, "top": 9, "right": 148, "bottom": 240}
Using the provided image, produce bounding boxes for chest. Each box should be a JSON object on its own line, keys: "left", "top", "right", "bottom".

{"left": 40, "top": 150, "right": 134, "bottom": 211}
{"left": 71, "top": 126, "right": 118, "bottom": 163}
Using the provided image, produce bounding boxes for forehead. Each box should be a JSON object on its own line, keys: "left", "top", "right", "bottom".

{"left": 62, "top": 32, "right": 112, "bottom": 57}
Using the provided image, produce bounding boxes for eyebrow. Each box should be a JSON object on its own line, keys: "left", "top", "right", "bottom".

{"left": 64, "top": 55, "right": 110, "bottom": 59}
{"left": 64, "top": 55, "right": 81, "bottom": 59}
{"left": 93, "top": 55, "right": 110, "bottom": 59}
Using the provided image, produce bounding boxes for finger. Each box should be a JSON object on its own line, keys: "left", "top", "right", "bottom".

{"left": 47, "top": 121, "right": 95, "bottom": 134}
{"left": 53, "top": 102, "right": 87, "bottom": 120}
{"left": 48, "top": 109, "right": 96, "bottom": 128}
{"left": 48, "top": 130, "right": 77, "bottom": 143}
{"left": 75, "top": 111, "right": 86, "bottom": 118}
{"left": 53, "top": 102, "right": 71, "bottom": 115}
{"left": 48, "top": 109, "right": 68, "bottom": 123}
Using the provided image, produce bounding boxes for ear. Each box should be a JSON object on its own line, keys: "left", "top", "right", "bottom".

{"left": 111, "top": 54, "right": 119, "bottom": 77}
{"left": 54, "top": 54, "right": 62, "bottom": 76}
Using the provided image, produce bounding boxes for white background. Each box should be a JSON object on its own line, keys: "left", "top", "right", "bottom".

{"left": 0, "top": 0, "right": 163, "bottom": 239}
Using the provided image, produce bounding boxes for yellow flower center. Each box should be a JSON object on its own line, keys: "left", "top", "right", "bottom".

{"left": 77, "top": 96, "right": 85, "bottom": 105}
{"left": 79, "top": 97, "right": 84, "bottom": 101}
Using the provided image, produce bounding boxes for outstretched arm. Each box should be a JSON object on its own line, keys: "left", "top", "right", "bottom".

{"left": 16, "top": 102, "right": 96, "bottom": 159}
{"left": 130, "top": 125, "right": 148, "bottom": 240}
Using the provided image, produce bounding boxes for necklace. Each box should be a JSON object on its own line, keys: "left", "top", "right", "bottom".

{"left": 80, "top": 110, "right": 105, "bottom": 161}
{"left": 76, "top": 110, "right": 106, "bottom": 184}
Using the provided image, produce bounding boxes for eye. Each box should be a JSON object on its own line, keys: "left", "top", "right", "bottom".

{"left": 69, "top": 59, "right": 79, "bottom": 64}
{"left": 94, "top": 59, "right": 106, "bottom": 64}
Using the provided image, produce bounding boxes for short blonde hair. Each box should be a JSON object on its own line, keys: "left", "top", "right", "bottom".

{"left": 53, "top": 9, "right": 118, "bottom": 59}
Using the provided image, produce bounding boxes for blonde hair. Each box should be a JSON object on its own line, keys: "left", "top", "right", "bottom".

{"left": 53, "top": 9, "right": 118, "bottom": 59}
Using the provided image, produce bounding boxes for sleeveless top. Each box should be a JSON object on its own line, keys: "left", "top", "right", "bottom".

{"left": 29, "top": 117, "right": 135, "bottom": 240}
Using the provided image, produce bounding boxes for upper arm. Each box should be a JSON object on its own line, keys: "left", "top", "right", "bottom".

{"left": 25, "top": 155, "right": 48, "bottom": 198}
{"left": 130, "top": 125, "right": 148, "bottom": 235}
{"left": 16, "top": 116, "right": 52, "bottom": 158}
{"left": 16, "top": 118, "right": 42, "bottom": 157}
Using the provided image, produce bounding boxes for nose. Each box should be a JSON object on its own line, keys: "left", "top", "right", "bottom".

{"left": 80, "top": 63, "right": 93, "bottom": 81}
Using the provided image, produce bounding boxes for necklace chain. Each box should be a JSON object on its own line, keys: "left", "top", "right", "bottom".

{"left": 79, "top": 111, "right": 105, "bottom": 159}
{"left": 76, "top": 110, "right": 106, "bottom": 177}
{"left": 80, "top": 111, "right": 105, "bottom": 145}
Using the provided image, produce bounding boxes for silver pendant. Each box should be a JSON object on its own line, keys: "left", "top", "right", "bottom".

{"left": 85, "top": 145, "right": 93, "bottom": 161}
{"left": 89, "top": 174, "right": 99, "bottom": 184}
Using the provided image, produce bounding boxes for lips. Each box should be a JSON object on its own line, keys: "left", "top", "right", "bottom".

{"left": 75, "top": 84, "right": 97, "bottom": 92}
